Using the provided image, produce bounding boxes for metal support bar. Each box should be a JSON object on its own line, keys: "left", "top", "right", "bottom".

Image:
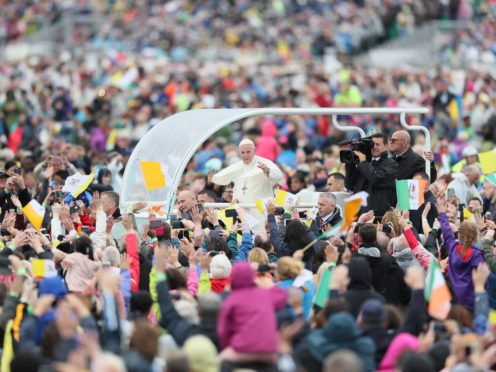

{"left": 202, "top": 203, "right": 318, "bottom": 209}
{"left": 332, "top": 114, "right": 366, "bottom": 138}
{"left": 399, "top": 112, "right": 431, "bottom": 179}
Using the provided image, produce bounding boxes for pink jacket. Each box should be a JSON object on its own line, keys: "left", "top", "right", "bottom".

{"left": 125, "top": 233, "right": 140, "bottom": 292}
{"left": 217, "top": 262, "right": 287, "bottom": 353}
{"left": 187, "top": 267, "right": 199, "bottom": 295}
{"left": 256, "top": 120, "right": 279, "bottom": 161}
{"left": 403, "top": 228, "right": 436, "bottom": 272}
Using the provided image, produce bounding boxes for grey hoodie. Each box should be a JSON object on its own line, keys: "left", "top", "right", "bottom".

{"left": 392, "top": 248, "right": 420, "bottom": 272}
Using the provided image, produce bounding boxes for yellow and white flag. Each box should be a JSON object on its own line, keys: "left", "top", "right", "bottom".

{"left": 139, "top": 161, "right": 166, "bottom": 191}
{"left": 463, "top": 208, "right": 475, "bottom": 222}
{"left": 274, "top": 189, "right": 298, "bottom": 209}
{"left": 255, "top": 197, "right": 274, "bottom": 217}
{"left": 31, "top": 259, "right": 57, "bottom": 280}
{"left": 22, "top": 200, "right": 46, "bottom": 231}
{"left": 62, "top": 172, "right": 94, "bottom": 198}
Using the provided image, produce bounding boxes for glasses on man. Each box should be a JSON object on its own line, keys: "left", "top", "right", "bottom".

{"left": 389, "top": 138, "right": 401, "bottom": 143}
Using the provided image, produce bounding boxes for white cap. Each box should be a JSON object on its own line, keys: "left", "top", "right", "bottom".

{"left": 239, "top": 138, "right": 255, "bottom": 147}
{"left": 462, "top": 146, "right": 478, "bottom": 157}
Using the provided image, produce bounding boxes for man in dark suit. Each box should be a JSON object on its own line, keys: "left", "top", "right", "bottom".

{"left": 344, "top": 133, "right": 398, "bottom": 218}
{"left": 389, "top": 130, "right": 437, "bottom": 182}
{"left": 315, "top": 192, "right": 342, "bottom": 235}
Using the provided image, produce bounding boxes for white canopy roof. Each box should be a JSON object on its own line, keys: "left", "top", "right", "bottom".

{"left": 121, "top": 107, "right": 429, "bottom": 215}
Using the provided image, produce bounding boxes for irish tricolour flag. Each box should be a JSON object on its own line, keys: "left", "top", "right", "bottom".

{"left": 425, "top": 260, "right": 451, "bottom": 320}
{"left": 396, "top": 179, "right": 427, "bottom": 211}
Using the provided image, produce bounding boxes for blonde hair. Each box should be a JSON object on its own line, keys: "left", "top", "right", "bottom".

{"left": 276, "top": 257, "right": 303, "bottom": 280}
{"left": 248, "top": 248, "right": 269, "bottom": 265}
{"left": 458, "top": 221, "right": 479, "bottom": 248}
{"left": 381, "top": 211, "right": 401, "bottom": 236}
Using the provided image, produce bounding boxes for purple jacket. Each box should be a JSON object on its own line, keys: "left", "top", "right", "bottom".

{"left": 217, "top": 262, "right": 287, "bottom": 353}
{"left": 439, "top": 212, "right": 484, "bottom": 310}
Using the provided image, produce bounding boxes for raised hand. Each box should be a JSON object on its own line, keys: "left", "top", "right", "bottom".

{"left": 132, "top": 201, "right": 147, "bottom": 213}
{"left": 205, "top": 208, "right": 219, "bottom": 226}
{"left": 435, "top": 196, "right": 447, "bottom": 213}
{"left": 10, "top": 194, "right": 21, "bottom": 209}
{"left": 180, "top": 237, "right": 195, "bottom": 257}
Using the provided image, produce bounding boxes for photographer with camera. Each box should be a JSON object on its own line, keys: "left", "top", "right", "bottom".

{"left": 343, "top": 133, "right": 398, "bottom": 218}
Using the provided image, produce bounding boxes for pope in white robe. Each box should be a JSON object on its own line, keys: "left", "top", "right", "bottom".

{"left": 211, "top": 139, "right": 284, "bottom": 234}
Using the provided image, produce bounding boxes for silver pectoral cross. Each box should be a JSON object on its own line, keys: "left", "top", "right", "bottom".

{"left": 242, "top": 180, "right": 248, "bottom": 195}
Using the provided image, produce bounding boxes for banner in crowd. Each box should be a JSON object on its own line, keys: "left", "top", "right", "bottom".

{"left": 62, "top": 172, "right": 95, "bottom": 198}
{"left": 140, "top": 161, "right": 166, "bottom": 190}
{"left": 341, "top": 191, "right": 368, "bottom": 230}
{"left": 31, "top": 259, "right": 57, "bottom": 280}
{"left": 396, "top": 179, "right": 427, "bottom": 211}
{"left": 479, "top": 149, "right": 496, "bottom": 174}
{"left": 314, "top": 263, "right": 336, "bottom": 308}
{"left": 22, "top": 200, "right": 46, "bottom": 231}
{"left": 274, "top": 189, "right": 298, "bottom": 209}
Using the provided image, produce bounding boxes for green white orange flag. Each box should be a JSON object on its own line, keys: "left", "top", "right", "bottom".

{"left": 396, "top": 179, "right": 427, "bottom": 211}
{"left": 314, "top": 263, "right": 336, "bottom": 308}
{"left": 139, "top": 161, "right": 166, "bottom": 191}
{"left": 340, "top": 191, "right": 368, "bottom": 231}
{"left": 22, "top": 199, "right": 45, "bottom": 231}
{"left": 425, "top": 260, "right": 451, "bottom": 320}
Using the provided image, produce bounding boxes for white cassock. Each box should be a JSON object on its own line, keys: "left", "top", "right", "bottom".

{"left": 212, "top": 156, "right": 284, "bottom": 234}
{"left": 212, "top": 156, "right": 284, "bottom": 203}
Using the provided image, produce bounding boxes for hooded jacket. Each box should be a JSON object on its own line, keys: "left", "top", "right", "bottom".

{"left": 256, "top": 120, "right": 279, "bottom": 161}
{"left": 217, "top": 262, "right": 287, "bottom": 354}
{"left": 306, "top": 312, "right": 376, "bottom": 372}
{"left": 344, "top": 257, "right": 385, "bottom": 317}
{"left": 378, "top": 333, "right": 419, "bottom": 372}
{"left": 382, "top": 252, "right": 413, "bottom": 307}
{"left": 439, "top": 212, "right": 485, "bottom": 310}
{"left": 356, "top": 245, "right": 391, "bottom": 293}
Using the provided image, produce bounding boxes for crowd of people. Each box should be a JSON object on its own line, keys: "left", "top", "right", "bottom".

{"left": 0, "top": 0, "right": 496, "bottom": 372}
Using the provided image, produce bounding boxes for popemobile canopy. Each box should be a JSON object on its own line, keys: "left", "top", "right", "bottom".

{"left": 121, "top": 107, "right": 429, "bottom": 216}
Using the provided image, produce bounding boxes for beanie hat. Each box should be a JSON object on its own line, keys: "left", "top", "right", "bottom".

{"left": 360, "top": 299, "right": 385, "bottom": 325}
{"left": 210, "top": 253, "right": 232, "bottom": 279}
{"left": 183, "top": 335, "right": 218, "bottom": 372}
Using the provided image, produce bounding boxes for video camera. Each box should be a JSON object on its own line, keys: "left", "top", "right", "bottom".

{"left": 339, "top": 136, "right": 374, "bottom": 164}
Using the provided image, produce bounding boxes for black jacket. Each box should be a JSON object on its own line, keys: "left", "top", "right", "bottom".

{"left": 341, "top": 257, "right": 385, "bottom": 317}
{"left": 410, "top": 190, "right": 438, "bottom": 235}
{"left": 354, "top": 244, "right": 392, "bottom": 293}
{"left": 345, "top": 152, "right": 398, "bottom": 218}
{"left": 393, "top": 148, "right": 437, "bottom": 182}
{"left": 363, "top": 289, "right": 427, "bottom": 366}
